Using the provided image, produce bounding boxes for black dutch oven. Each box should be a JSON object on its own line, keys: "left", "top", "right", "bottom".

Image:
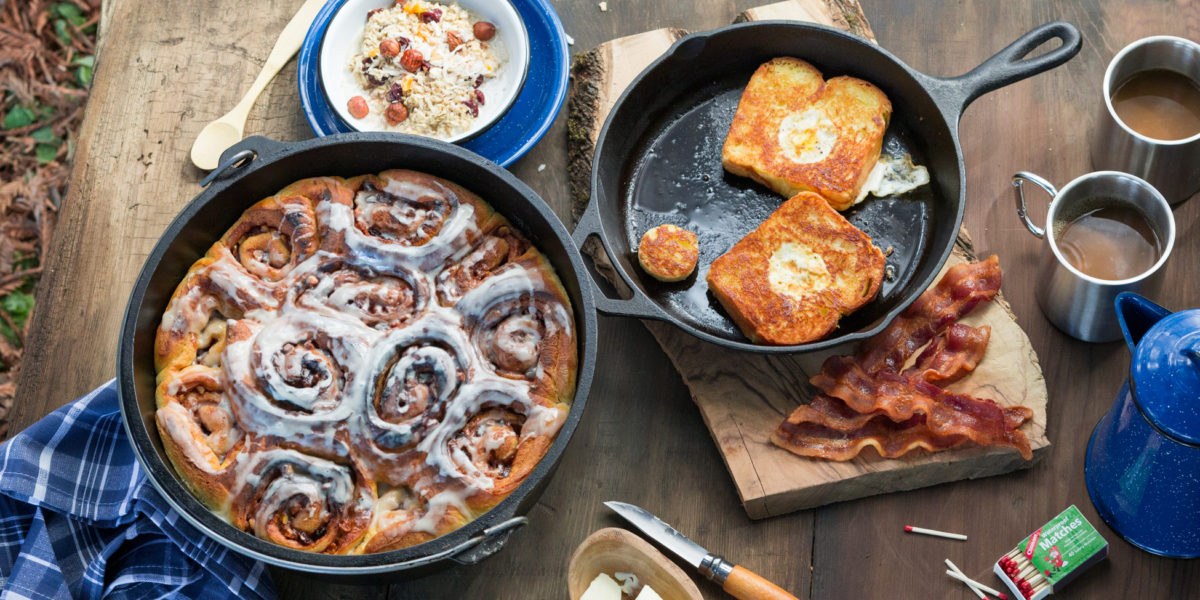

{"left": 117, "top": 133, "right": 598, "bottom": 578}
{"left": 574, "top": 21, "right": 1082, "bottom": 353}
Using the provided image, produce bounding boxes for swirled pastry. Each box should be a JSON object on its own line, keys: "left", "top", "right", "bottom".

{"left": 154, "top": 170, "right": 577, "bottom": 554}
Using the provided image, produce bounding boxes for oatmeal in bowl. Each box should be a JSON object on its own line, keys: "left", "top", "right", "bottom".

{"left": 320, "top": 0, "right": 529, "bottom": 142}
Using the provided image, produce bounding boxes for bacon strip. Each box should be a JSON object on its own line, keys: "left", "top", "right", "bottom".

{"left": 791, "top": 372, "right": 1032, "bottom": 459}
{"left": 771, "top": 256, "right": 1036, "bottom": 461}
{"left": 903, "top": 323, "right": 990, "bottom": 384}
{"left": 771, "top": 400, "right": 1034, "bottom": 461}
{"left": 771, "top": 412, "right": 967, "bottom": 461}
{"left": 856, "top": 255, "right": 1001, "bottom": 375}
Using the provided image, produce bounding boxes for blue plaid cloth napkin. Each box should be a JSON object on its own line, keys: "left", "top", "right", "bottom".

{"left": 0, "top": 380, "right": 277, "bottom": 600}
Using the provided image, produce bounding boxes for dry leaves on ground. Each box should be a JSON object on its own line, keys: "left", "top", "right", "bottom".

{"left": 0, "top": 0, "right": 101, "bottom": 440}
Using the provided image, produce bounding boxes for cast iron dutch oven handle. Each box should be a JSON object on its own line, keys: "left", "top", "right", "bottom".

{"left": 922, "top": 21, "right": 1081, "bottom": 123}
{"left": 199, "top": 136, "right": 292, "bottom": 186}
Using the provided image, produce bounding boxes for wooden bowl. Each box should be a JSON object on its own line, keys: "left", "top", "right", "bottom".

{"left": 567, "top": 528, "right": 703, "bottom": 600}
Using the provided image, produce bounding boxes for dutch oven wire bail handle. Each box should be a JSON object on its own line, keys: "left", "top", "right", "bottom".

{"left": 920, "top": 21, "right": 1082, "bottom": 125}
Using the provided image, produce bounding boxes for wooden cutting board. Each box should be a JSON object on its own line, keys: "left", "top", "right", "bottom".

{"left": 566, "top": 0, "right": 1050, "bottom": 519}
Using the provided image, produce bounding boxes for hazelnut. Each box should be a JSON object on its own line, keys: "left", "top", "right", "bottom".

{"left": 473, "top": 21, "right": 496, "bottom": 41}
{"left": 347, "top": 96, "right": 370, "bottom": 119}
{"left": 379, "top": 38, "right": 400, "bottom": 57}
{"left": 385, "top": 102, "right": 409, "bottom": 125}
{"left": 446, "top": 30, "right": 464, "bottom": 51}
{"left": 400, "top": 48, "right": 424, "bottom": 72}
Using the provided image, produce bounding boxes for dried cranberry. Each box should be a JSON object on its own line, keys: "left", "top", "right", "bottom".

{"left": 421, "top": 60, "right": 432, "bottom": 71}
{"left": 474, "top": 89, "right": 485, "bottom": 104}
{"left": 367, "top": 7, "right": 383, "bottom": 19}
{"left": 462, "top": 98, "right": 479, "bottom": 117}
{"left": 361, "top": 56, "right": 373, "bottom": 67}
{"left": 420, "top": 8, "right": 442, "bottom": 23}
{"left": 386, "top": 82, "right": 404, "bottom": 103}
{"left": 396, "top": 36, "right": 410, "bottom": 49}
{"left": 365, "top": 73, "right": 386, "bottom": 87}
{"left": 473, "top": 74, "right": 484, "bottom": 88}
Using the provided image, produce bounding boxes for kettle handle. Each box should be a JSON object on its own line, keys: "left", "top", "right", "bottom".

{"left": 1116, "top": 292, "right": 1172, "bottom": 351}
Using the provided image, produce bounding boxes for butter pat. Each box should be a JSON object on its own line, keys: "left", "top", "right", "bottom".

{"left": 635, "top": 585, "right": 664, "bottom": 600}
{"left": 580, "top": 574, "right": 623, "bottom": 600}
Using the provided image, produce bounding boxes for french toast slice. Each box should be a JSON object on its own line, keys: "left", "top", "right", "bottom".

{"left": 706, "top": 192, "right": 885, "bottom": 345}
{"left": 722, "top": 57, "right": 891, "bottom": 210}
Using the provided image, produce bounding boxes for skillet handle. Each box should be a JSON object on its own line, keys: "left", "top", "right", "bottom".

{"left": 931, "top": 21, "right": 1081, "bottom": 121}
{"left": 572, "top": 200, "right": 670, "bottom": 321}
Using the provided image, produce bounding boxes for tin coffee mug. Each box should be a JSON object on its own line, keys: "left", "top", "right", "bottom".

{"left": 1091, "top": 36, "right": 1200, "bottom": 205}
{"left": 1012, "top": 170, "right": 1176, "bottom": 342}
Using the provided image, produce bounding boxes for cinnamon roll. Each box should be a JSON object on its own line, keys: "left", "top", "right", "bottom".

{"left": 154, "top": 171, "right": 576, "bottom": 554}
{"left": 228, "top": 445, "right": 374, "bottom": 554}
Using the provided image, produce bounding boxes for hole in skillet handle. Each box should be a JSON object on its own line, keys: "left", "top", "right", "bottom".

{"left": 925, "top": 21, "right": 1082, "bottom": 123}
{"left": 198, "top": 136, "right": 289, "bottom": 188}
{"left": 570, "top": 199, "right": 670, "bottom": 321}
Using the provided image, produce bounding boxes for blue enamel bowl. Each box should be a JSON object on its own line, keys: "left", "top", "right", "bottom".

{"left": 298, "top": 0, "right": 569, "bottom": 166}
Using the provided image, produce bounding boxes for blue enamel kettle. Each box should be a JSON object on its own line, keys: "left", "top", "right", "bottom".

{"left": 1085, "top": 292, "right": 1200, "bottom": 557}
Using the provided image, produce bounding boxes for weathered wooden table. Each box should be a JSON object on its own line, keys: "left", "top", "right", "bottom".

{"left": 11, "top": 0, "right": 1200, "bottom": 598}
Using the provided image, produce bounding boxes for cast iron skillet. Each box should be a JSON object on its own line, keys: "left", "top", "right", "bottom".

{"left": 117, "top": 133, "right": 598, "bottom": 579}
{"left": 574, "top": 21, "right": 1081, "bottom": 353}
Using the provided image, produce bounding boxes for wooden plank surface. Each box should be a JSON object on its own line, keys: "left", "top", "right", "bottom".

{"left": 9, "top": 0, "right": 1200, "bottom": 599}
{"left": 565, "top": 1, "right": 1050, "bottom": 520}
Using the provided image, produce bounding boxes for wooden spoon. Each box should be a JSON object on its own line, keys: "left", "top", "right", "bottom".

{"left": 568, "top": 528, "right": 703, "bottom": 600}
{"left": 190, "top": 0, "right": 326, "bottom": 170}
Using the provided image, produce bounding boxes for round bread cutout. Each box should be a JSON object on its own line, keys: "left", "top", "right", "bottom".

{"left": 638, "top": 224, "right": 699, "bottom": 282}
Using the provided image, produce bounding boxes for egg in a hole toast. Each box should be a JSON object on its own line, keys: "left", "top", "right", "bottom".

{"left": 721, "top": 57, "right": 892, "bottom": 211}
{"left": 706, "top": 192, "right": 885, "bottom": 345}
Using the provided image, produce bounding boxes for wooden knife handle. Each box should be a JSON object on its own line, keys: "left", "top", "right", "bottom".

{"left": 722, "top": 565, "right": 800, "bottom": 600}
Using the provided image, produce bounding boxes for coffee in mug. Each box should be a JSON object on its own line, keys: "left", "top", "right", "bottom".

{"left": 1012, "top": 171, "right": 1176, "bottom": 342}
{"left": 1092, "top": 36, "right": 1200, "bottom": 204}
{"left": 1053, "top": 201, "right": 1164, "bottom": 281}
{"left": 1110, "top": 68, "right": 1200, "bottom": 141}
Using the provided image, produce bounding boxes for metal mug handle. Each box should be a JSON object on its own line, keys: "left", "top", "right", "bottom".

{"left": 1012, "top": 171, "right": 1058, "bottom": 238}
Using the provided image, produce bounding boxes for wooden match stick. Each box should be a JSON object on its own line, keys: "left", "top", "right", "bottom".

{"left": 945, "top": 564, "right": 1003, "bottom": 597}
{"left": 946, "top": 569, "right": 1007, "bottom": 599}
{"left": 946, "top": 559, "right": 1008, "bottom": 599}
{"left": 947, "top": 570, "right": 990, "bottom": 600}
{"left": 905, "top": 525, "right": 968, "bottom": 541}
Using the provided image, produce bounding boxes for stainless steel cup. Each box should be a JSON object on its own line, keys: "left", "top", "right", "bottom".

{"left": 1092, "top": 36, "right": 1200, "bottom": 205}
{"left": 1012, "top": 171, "right": 1176, "bottom": 342}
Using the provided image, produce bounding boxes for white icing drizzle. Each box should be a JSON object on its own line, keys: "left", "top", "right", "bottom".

{"left": 157, "top": 402, "right": 226, "bottom": 474}
{"left": 154, "top": 172, "right": 577, "bottom": 553}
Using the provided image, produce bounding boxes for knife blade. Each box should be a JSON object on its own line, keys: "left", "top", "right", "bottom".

{"left": 605, "top": 501, "right": 800, "bottom": 600}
